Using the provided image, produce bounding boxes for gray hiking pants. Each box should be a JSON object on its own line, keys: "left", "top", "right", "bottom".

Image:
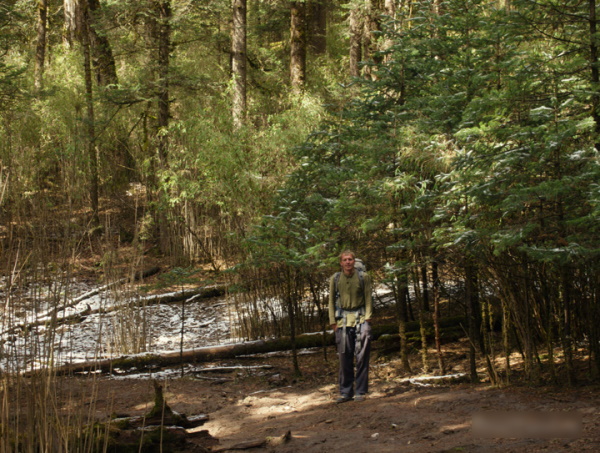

{"left": 335, "top": 321, "right": 372, "bottom": 398}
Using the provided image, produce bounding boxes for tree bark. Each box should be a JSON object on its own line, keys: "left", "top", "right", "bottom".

{"left": 285, "top": 267, "right": 301, "bottom": 377}
{"left": 64, "top": 0, "right": 100, "bottom": 225}
{"left": 385, "top": 0, "right": 396, "bottom": 17}
{"left": 290, "top": 1, "right": 307, "bottom": 92}
{"left": 395, "top": 271, "right": 412, "bottom": 373}
{"left": 151, "top": 0, "right": 172, "bottom": 254}
{"left": 363, "top": 0, "right": 383, "bottom": 80}
{"left": 34, "top": 0, "right": 48, "bottom": 91}
{"left": 421, "top": 264, "right": 429, "bottom": 312}
{"left": 432, "top": 261, "right": 445, "bottom": 373}
{"left": 465, "top": 259, "right": 481, "bottom": 383}
{"left": 501, "top": 299, "right": 511, "bottom": 384}
{"left": 232, "top": 0, "right": 247, "bottom": 130}
{"left": 589, "top": 0, "right": 600, "bottom": 150}
{"left": 308, "top": 0, "right": 327, "bottom": 55}
{"left": 155, "top": 0, "right": 171, "bottom": 165}
{"left": 349, "top": 5, "right": 362, "bottom": 77}
{"left": 82, "top": 8, "right": 100, "bottom": 226}
{"left": 88, "top": 0, "right": 118, "bottom": 86}
{"left": 560, "top": 265, "right": 575, "bottom": 385}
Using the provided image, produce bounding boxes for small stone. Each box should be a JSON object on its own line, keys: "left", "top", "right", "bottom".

{"left": 391, "top": 423, "right": 398, "bottom": 429}
{"left": 371, "top": 433, "right": 380, "bottom": 440}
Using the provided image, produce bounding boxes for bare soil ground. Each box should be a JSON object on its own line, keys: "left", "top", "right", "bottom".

{"left": 63, "top": 340, "right": 600, "bottom": 453}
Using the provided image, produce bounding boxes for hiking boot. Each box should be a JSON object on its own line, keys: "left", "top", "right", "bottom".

{"left": 335, "top": 395, "right": 352, "bottom": 404}
{"left": 354, "top": 394, "right": 366, "bottom": 402}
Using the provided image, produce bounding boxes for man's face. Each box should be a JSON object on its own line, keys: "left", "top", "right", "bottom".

{"left": 340, "top": 254, "right": 355, "bottom": 275}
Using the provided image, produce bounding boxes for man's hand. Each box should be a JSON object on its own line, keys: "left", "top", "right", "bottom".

{"left": 331, "top": 323, "right": 338, "bottom": 332}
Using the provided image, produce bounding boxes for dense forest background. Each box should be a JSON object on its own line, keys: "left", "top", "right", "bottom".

{"left": 1, "top": 0, "right": 600, "bottom": 394}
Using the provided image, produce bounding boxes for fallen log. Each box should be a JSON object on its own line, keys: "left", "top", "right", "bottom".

{"left": 4, "top": 283, "right": 226, "bottom": 337}
{"left": 49, "top": 333, "right": 335, "bottom": 376}
{"left": 84, "top": 284, "right": 226, "bottom": 318}
{"left": 38, "top": 267, "right": 161, "bottom": 321}
{"left": 40, "top": 317, "right": 466, "bottom": 376}
{"left": 50, "top": 266, "right": 161, "bottom": 313}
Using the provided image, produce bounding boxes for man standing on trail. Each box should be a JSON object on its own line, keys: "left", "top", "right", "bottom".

{"left": 329, "top": 250, "right": 373, "bottom": 403}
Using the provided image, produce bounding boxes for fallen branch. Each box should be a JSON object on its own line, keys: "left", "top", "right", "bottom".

{"left": 193, "top": 376, "right": 233, "bottom": 384}
{"left": 400, "top": 373, "right": 468, "bottom": 387}
{"left": 212, "top": 431, "right": 291, "bottom": 452}
{"left": 194, "top": 365, "right": 274, "bottom": 373}
{"left": 211, "top": 439, "right": 266, "bottom": 451}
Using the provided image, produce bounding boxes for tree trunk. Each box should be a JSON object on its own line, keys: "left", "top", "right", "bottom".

{"left": 465, "top": 259, "right": 481, "bottom": 383}
{"left": 308, "top": 277, "right": 329, "bottom": 362}
{"left": 421, "top": 264, "right": 429, "bottom": 312}
{"left": 395, "top": 271, "right": 412, "bottom": 373}
{"left": 88, "top": 0, "right": 118, "bottom": 86}
{"left": 152, "top": 0, "right": 172, "bottom": 253}
{"left": 501, "top": 299, "right": 511, "bottom": 384}
{"left": 432, "top": 261, "right": 445, "bottom": 373}
{"left": 382, "top": 0, "right": 397, "bottom": 68}
{"left": 155, "top": 0, "right": 171, "bottom": 165}
{"left": 82, "top": 18, "right": 100, "bottom": 226}
{"left": 284, "top": 264, "right": 301, "bottom": 377}
{"left": 385, "top": 0, "right": 396, "bottom": 17}
{"left": 349, "top": 5, "right": 362, "bottom": 77}
{"left": 589, "top": 270, "right": 600, "bottom": 379}
{"left": 34, "top": 0, "right": 48, "bottom": 91}
{"left": 232, "top": 0, "right": 247, "bottom": 130}
{"left": 308, "top": 0, "right": 327, "bottom": 55}
{"left": 418, "top": 303, "right": 429, "bottom": 373}
{"left": 64, "top": 0, "right": 100, "bottom": 225}
{"left": 540, "top": 269, "right": 557, "bottom": 383}
{"left": 589, "top": 0, "right": 600, "bottom": 150}
{"left": 64, "top": 0, "right": 78, "bottom": 45}
{"left": 363, "top": 0, "right": 383, "bottom": 80}
{"left": 560, "top": 265, "right": 575, "bottom": 385}
{"left": 290, "top": 1, "right": 307, "bottom": 92}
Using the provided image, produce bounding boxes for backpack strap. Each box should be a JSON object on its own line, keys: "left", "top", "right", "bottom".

{"left": 334, "top": 270, "right": 364, "bottom": 305}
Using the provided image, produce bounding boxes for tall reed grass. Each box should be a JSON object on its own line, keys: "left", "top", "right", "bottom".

{"left": 0, "top": 245, "right": 144, "bottom": 452}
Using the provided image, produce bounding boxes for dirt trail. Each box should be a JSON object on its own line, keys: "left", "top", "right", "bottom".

{"left": 197, "top": 378, "right": 599, "bottom": 452}
{"left": 79, "top": 346, "right": 600, "bottom": 453}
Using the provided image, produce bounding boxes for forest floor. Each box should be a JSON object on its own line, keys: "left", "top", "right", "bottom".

{"left": 57, "top": 339, "right": 600, "bottom": 453}
{"left": 5, "top": 245, "right": 599, "bottom": 452}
